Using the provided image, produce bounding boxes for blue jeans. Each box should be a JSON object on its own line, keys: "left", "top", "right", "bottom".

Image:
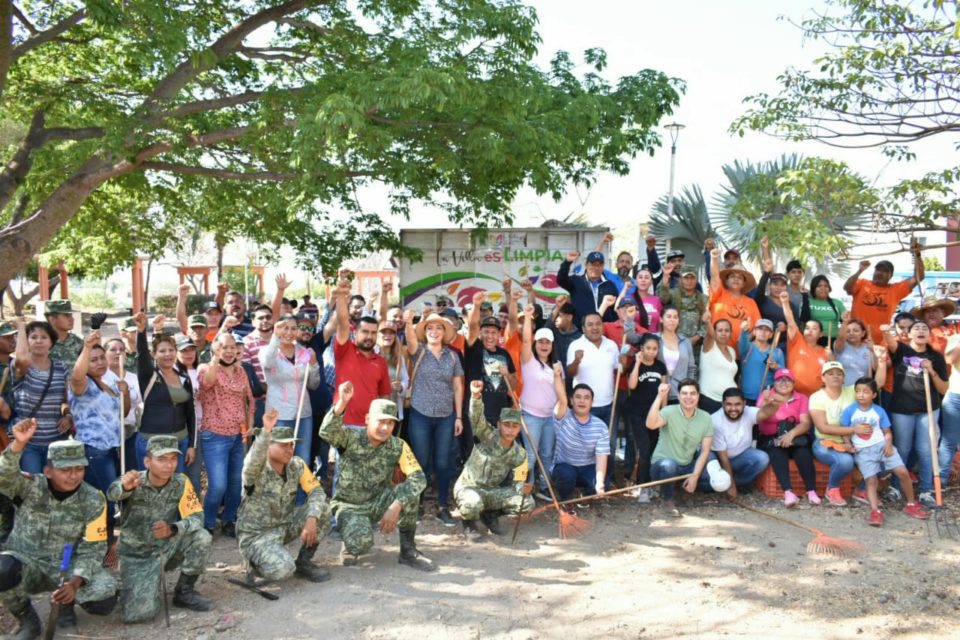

{"left": 184, "top": 434, "right": 203, "bottom": 496}
{"left": 728, "top": 448, "right": 769, "bottom": 485}
{"left": 135, "top": 433, "right": 189, "bottom": 473}
{"left": 83, "top": 445, "right": 119, "bottom": 536}
{"left": 590, "top": 404, "right": 613, "bottom": 486}
{"left": 277, "top": 417, "right": 314, "bottom": 504}
{"left": 939, "top": 392, "right": 960, "bottom": 484}
{"left": 552, "top": 462, "right": 597, "bottom": 502}
{"left": 200, "top": 431, "right": 244, "bottom": 529}
{"left": 521, "top": 412, "right": 555, "bottom": 492}
{"left": 19, "top": 443, "right": 49, "bottom": 474}
{"left": 891, "top": 410, "right": 938, "bottom": 493}
{"left": 650, "top": 452, "right": 716, "bottom": 500}
{"left": 812, "top": 440, "right": 856, "bottom": 489}
{"left": 406, "top": 408, "right": 456, "bottom": 508}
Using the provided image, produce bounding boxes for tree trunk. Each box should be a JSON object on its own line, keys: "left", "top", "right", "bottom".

{"left": 4, "top": 274, "right": 60, "bottom": 316}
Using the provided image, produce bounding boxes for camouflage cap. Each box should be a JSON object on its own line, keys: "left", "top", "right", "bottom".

{"left": 0, "top": 321, "right": 16, "bottom": 336}
{"left": 368, "top": 398, "right": 400, "bottom": 422}
{"left": 680, "top": 265, "right": 698, "bottom": 277}
{"left": 44, "top": 299, "right": 73, "bottom": 315}
{"left": 47, "top": 438, "right": 88, "bottom": 469}
{"left": 121, "top": 317, "right": 138, "bottom": 331}
{"left": 147, "top": 435, "right": 181, "bottom": 457}
{"left": 175, "top": 335, "right": 196, "bottom": 351}
{"left": 188, "top": 314, "right": 208, "bottom": 328}
{"left": 268, "top": 426, "right": 298, "bottom": 443}
{"left": 499, "top": 407, "right": 523, "bottom": 424}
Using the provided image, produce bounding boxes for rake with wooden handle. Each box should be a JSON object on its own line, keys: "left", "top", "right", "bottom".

{"left": 502, "top": 376, "right": 591, "bottom": 540}
{"left": 292, "top": 350, "right": 312, "bottom": 440}
{"left": 923, "top": 370, "right": 960, "bottom": 538}
{"left": 756, "top": 328, "right": 782, "bottom": 402}
{"left": 735, "top": 500, "right": 865, "bottom": 558}
{"left": 527, "top": 473, "right": 695, "bottom": 517}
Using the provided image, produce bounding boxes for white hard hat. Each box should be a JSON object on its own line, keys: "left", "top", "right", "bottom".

{"left": 706, "top": 459, "right": 732, "bottom": 492}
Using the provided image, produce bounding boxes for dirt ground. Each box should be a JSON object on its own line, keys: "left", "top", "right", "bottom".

{"left": 2, "top": 487, "right": 958, "bottom": 640}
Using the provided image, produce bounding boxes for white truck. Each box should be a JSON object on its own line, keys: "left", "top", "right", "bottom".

{"left": 398, "top": 226, "right": 610, "bottom": 312}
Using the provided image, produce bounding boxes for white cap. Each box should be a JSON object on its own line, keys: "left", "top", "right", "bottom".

{"left": 534, "top": 328, "right": 554, "bottom": 342}
{"left": 707, "top": 460, "right": 732, "bottom": 492}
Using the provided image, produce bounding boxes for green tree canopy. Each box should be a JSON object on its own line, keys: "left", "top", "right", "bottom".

{"left": 0, "top": 0, "right": 684, "bottom": 289}
{"left": 730, "top": 0, "right": 959, "bottom": 257}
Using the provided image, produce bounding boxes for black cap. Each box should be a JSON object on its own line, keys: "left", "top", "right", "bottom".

{"left": 203, "top": 301, "right": 222, "bottom": 312}
{"left": 666, "top": 249, "right": 685, "bottom": 260}
{"left": 480, "top": 316, "right": 501, "bottom": 329}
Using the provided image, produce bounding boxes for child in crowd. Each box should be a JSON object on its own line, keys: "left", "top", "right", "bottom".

{"left": 840, "top": 377, "right": 929, "bottom": 526}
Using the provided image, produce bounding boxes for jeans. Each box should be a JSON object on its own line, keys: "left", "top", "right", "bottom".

{"left": 614, "top": 393, "right": 633, "bottom": 480}
{"left": 19, "top": 443, "right": 49, "bottom": 474}
{"left": 552, "top": 462, "right": 597, "bottom": 502}
{"left": 728, "top": 448, "right": 769, "bottom": 485}
{"left": 521, "top": 411, "right": 555, "bottom": 492}
{"left": 628, "top": 412, "right": 659, "bottom": 484}
{"left": 277, "top": 417, "right": 314, "bottom": 504}
{"left": 83, "top": 445, "right": 119, "bottom": 537}
{"left": 200, "top": 431, "right": 244, "bottom": 529}
{"left": 812, "top": 440, "right": 855, "bottom": 489}
{"left": 122, "top": 433, "right": 139, "bottom": 477}
{"left": 406, "top": 408, "right": 456, "bottom": 508}
{"left": 184, "top": 434, "right": 203, "bottom": 496}
{"left": 135, "top": 433, "right": 188, "bottom": 473}
{"left": 590, "top": 404, "right": 613, "bottom": 486}
{"left": 649, "top": 452, "right": 716, "bottom": 500}
{"left": 891, "top": 410, "right": 938, "bottom": 493}
{"left": 939, "top": 392, "right": 960, "bottom": 484}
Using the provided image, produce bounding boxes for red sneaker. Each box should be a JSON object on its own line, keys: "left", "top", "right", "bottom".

{"left": 902, "top": 502, "right": 930, "bottom": 520}
{"left": 825, "top": 488, "right": 847, "bottom": 507}
{"left": 868, "top": 510, "right": 884, "bottom": 527}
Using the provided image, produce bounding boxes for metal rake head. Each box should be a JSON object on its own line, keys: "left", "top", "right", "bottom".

{"left": 929, "top": 507, "right": 960, "bottom": 539}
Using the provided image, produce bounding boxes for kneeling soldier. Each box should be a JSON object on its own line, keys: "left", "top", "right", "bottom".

{"left": 320, "top": 382, "right": 435, "bottom": 571}
{"left": 108, "top": 435, "right": 212, "bottom": 622}
{"left": 457, "top": 381, "right": 535, "bottom": 540}
{"left": 237, "top": 408, "right": 331, "bottom": 584}
{"left": 0, "top": 420, "right": 117, "bottom": 639}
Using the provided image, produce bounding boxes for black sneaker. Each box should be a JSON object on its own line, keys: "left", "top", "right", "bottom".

{"left": 436, "top": 508, "right": 457, "bottom": 527}
{"left": 221, "top": 521, "right": 237, "bottom": 538}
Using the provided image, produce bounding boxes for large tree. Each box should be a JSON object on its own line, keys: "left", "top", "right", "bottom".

{"left": 730, "top": 0, "right": 959, "bottom": 256}
{"left": 0, "top": 0, "right": 683, "bottom": 289}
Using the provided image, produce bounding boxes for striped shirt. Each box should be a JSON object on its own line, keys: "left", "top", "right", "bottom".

{"left": 242, "top": 333, "right": 270, "bottom": 385}
{"left": 12, "top": 361, "right": 68, "bottom": 446}
{"left": 553, "top": 410, "right": 610, "bottom": 468}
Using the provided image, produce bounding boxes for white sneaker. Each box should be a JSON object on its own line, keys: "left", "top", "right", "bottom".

{"left": 636, "top": 489, "right": 653, "bottom": 504}
{"left": 534, "top": 491, "right": 552, "bottom": 502}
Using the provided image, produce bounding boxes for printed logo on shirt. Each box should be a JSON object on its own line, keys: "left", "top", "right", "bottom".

{"left": 513, "top": 458, "right": 530, "bottom": 482}
{"left": 398, "top": 441, "right": 422, "bottom": 476}
{"left": 860, "top": 293, "right": 887, "bottom": 308}
{"left": 299, "top": 463, "right": 321, "bottom": 494}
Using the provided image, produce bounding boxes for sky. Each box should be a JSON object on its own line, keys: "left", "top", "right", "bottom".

{"left": 379, "top": 0, "right": 952, "bottom": 261}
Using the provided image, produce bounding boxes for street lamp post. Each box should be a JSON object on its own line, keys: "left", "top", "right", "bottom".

{"left": 664, "top": 122, "right": 685, "bottom": 224}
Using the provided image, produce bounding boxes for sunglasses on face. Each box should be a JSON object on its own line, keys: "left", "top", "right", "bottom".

{"left": 436, "top": 301, "right": 448, "bottom": 307}
{"left": 298, "top": 324, "right": 315, "bottom": 332}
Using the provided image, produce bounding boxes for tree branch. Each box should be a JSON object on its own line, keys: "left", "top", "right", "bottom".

{"left": 10, "top": 9, "right": 85, "bottom": 61}
{"left": 0, "top": 109, "right": 45, "bottom": 212}
{"left": 11, "top": 4, "right": 38, "bottom": 34}
{"left": 140, "top": 161, "right": 372, "bottom": 181}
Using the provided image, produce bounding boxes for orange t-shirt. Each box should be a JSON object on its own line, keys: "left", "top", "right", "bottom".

{"left": 850, "top": 279, "right": 914, "bottom": 344}
{"left": 502, "top": 330, "right": 523, "bottom": 397}
{"left": 929, "top": 324, "right": 959, "bottom": 354}
{"left": 787, "top": 330, "right": 827, "bottom": 397}
{"left": 709, "top": 286, "right": 761, "bottom": 351}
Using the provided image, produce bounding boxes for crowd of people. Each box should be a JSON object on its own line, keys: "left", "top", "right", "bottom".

{"left": 0, "top": 231, "right": 959, "bottom": 636}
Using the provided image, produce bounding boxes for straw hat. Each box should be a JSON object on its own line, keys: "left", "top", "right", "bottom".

{"left": 911, "top": 296, "right": 956, "bottom": 319}
{"left": 415, "top": 313, "right": 456, "bottom": 344}
{"left": 719, "top": 264, "right": 757, "bottom": 292}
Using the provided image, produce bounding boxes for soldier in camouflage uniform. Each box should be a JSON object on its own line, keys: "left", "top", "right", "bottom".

{"left": 0, "top": 321, "right": 16, "bottom": 543}
{"left": 120, "top": 317, "right": 140, "bottom": 371}
{"left": 657, "top": 264, "right": 707, "bottom": 351}
{"left": 320, "top": 382, "right": 435, "bottom": 572}
{"left": 0, "top": 421, "right": 117, "bottom": 639}
{"left": 44, "top": 300, "right": 85, "bottom": 371}
{"left": 187, "top": 315, "right": 214, "bottom": 364}
{"left": 107, "top": 435, "right": 212, "bottom": 623}
{"left": 456, "top": 381, "right": 535, "bottom": 541}
{"left": 237, "top": 407, "right": 331, "bottom": 584}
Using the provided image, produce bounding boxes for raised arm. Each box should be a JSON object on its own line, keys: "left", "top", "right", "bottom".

{"left": 520, "top": 303, "right": 535, "bottom": 364}
{"left": 13, "top": 318, "right": 30, "bottom": 378}
{"left": 506, "top": 287, "right": 521, "bottom": 336}
{"left": 176, "top": 283, "right": 190, "bottom": 334}
{"left": 877, "top": 324, "right": 900, "bottom": 353}
{"left": 271, "top": 273, "right": 291, "bottom": 322}
{"left": 379, "top": 277, "right": 392, "bottom": 321}
{"left": 70, "top": 331, "right": 101, "bottom": 396}
{"left": 466, "top": 291, "right": 483, "bottom": 346}
{"left": 709, "top": 248, "right": 723, "bottom": 293}
{"left": 334, "top": 278, "right": 351, "bottom": 346}
{"left": 403, "top": 308, "right": 419, "bottom": 356}
{"left": 551, "top": 362, "right": 568, "bottom": 420}
{"left": 779, "top": 290, "right": 799, "bottom": 341}
{"left": 645, "top": 383, "right": 671, "bottom": 430}
{"left": 557, "top": 251, "right": 579, "bottom": 293}
{"left": 844, "top": 260, "right": 870, "bottom": 295}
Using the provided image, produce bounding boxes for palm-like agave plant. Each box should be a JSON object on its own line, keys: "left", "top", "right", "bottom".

{"left": 648, "top": 184, "right": 717, "bottom": 267}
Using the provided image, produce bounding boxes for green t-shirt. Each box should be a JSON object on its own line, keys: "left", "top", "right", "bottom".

{"left": 651, "top": 404, "right": 714, "bottom": 466}
{"left": 808, "top": 297, "right": 845, "bottom": 339}
{"left": 808, "top": 386, "right": 856, "bottom": 443}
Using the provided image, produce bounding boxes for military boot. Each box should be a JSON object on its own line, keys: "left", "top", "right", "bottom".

{"left": 480, "top": 510, "right": 505, "bottom": 536}
{"left": 462, "top": 518, "right": 483, "bottom": 542}
{"left": 295, "top": 545, "right": 331, "bottom": 583}
{"left": 10, "top": 599, "right": 41, "bottom": 640}
{"left": 398, "top": 529, "right": 437, "bottom": 572}
{"left": 339, "top": 542, "right": 358, "bottom": 567}
{"left": 172, "top": 573, "right": 212, "bottom": 611}
{"left": 57, "top": 602, "right": 77, "bottom": 628}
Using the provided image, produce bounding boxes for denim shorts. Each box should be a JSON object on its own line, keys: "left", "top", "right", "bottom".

{"left": 854, "top": 442, "right": 904, "bottom": 479}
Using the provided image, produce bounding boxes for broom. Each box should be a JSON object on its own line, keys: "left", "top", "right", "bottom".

{"left": 734, "top": 500, "right": 865, "bottom": 558}
{"left": 503, "top": 376, "right": 591, "bottom": 540}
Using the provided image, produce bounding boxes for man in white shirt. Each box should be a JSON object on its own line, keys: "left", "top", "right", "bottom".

{"left": 711, "top": 388, "right": 776, "bottom": 499}
{"left": 566, "top": 312, "right": 619, "bottom": 427}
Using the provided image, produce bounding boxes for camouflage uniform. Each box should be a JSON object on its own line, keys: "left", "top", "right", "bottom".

{"left": 455, "top": 400, "right": 534, "bottom": 521}
{"left": 0, "top": 441, "right": 117, "bottom": 620}
{"left": 0, "top": 331, "right": 13, "bottom": 543}
{"left": 49, "top": 332, "right": 84, "bottom": 372}
{"left": 657, "top": 276, "right": 708, "bottom": 342}
{"left": 107, "top": 438, "right": 210, "bottom": 623}
{"left": 237, "top": 427, "right": 330, "bottom": 581}
{"left": 319, "top": 405, "right": 426, "bottom": 557}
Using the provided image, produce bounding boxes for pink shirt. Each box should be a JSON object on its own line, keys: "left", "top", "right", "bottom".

{"left": 198, "top": 365, "right": 253, "bottom": 436}
{"left": 520, "top": 357, "right": 559, "bottom": 418}
{"left": 757, "top": 389, "right": 810, "bottom": 437}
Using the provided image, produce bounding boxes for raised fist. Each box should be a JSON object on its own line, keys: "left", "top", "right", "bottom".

{"left": 338, "top": 381, "right": 354, "bottom": 404}
{"left": 178, "top": 283, "right": 191, "bottom": 297}
{"left": 565, "top": 250, "right": 580, "bottom": 262}
{"left": 470, "top": 380, "right": 484, "bottom": 396}
{"left": 262, "top": 407, "right": 279, "bottom": 432}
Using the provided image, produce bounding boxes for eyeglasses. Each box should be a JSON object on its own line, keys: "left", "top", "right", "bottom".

{"left": 436, "top": 301, "right": 448, "bottom": 307}
{"left": 298, "top": 324, "right": 315, "bottom": 332}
